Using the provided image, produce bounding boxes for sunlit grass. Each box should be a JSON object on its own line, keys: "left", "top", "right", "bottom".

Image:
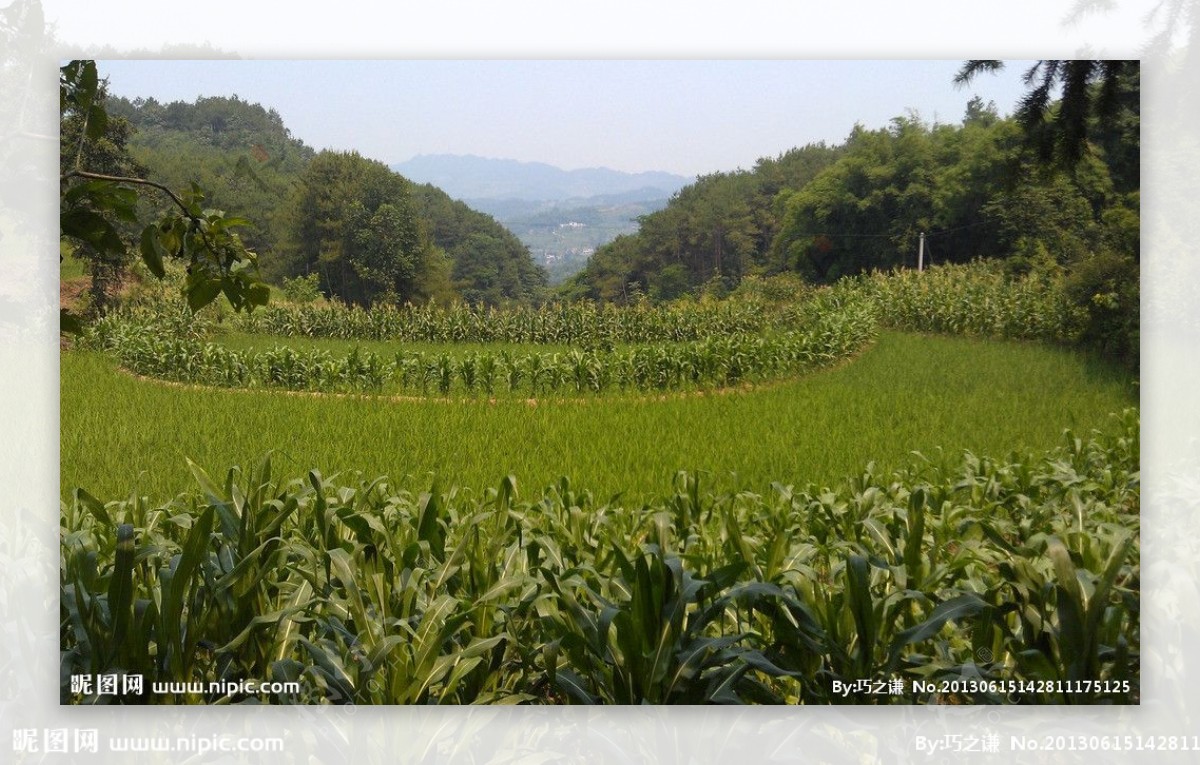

{"left": 60, "top": 331, "right": 1136, "bottom": 503}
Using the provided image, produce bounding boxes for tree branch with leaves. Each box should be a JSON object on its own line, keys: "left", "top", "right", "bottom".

{"left": 955, "top": 59, "right": 1139, "bottom": 168}
{"left": 59, "top": 60, "right": 268, "bottom": 332}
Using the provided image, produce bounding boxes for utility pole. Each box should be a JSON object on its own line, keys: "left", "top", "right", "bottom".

{"left": 918, "top": 232, "right": 925, "bottom": 272}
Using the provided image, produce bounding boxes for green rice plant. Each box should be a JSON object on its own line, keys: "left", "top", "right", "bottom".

{"left": 63, "top": 329, "right": 1137, "bottom": 509}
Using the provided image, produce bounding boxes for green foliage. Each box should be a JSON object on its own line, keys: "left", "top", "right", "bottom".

{"left": 775, "top": 117, "right": 944, "bottom": 281}
{"left": 281, "top": 273, "right": 322, "bottom": 303}
{"left": 60, "top": 62, "right": 145, "bottom": 317}
{"left": 348, "top": 200, "right": 424, "bottom": 302}
{"left": 282, "top": 150, "right": 428, "bottom": 305}
{"left": 956, "top": 60, "right": 1139, "bottom": 170}
{"left": 60, "top": 60, "right": 268, "bottom": 328}
{"left": 109, "top": 93, "right": 316, "bottom": 265}
{"left": 82, "top": 289, "right": 878, "bottom": 396}
{"left": 1063, "top": 252, "right": 1139, "bottom": 370}
{"left": 653, "top": 263, "right": 691, "bottom": 302}
{"left": 570, "top": 144, "right": 841, "bottom": 302}
{"left": 572, "top": 73, "right": 1138, "bottom": 378}
{"left": 769, "top": 112, "right": 1135, "bottom": 283}
{"left": 61, "top": 411, "right": 1139, "bottom": 704}
{"left": 981, "top": 162, "right": 1105, "bottom": 266}
{"left": 729, "top": 273, "right": 810, "bottom": 304}
{"left": 859, "top": 261, "right": 1083, "bottom": 343}
{"left": 410, "top": 184, "right": 548, "bottom": 304}
{"left": 108, "top": 94, "right": 546, "bottom": 307}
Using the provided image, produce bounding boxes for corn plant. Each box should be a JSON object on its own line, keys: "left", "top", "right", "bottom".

{"left": 62, "top": 410, "right": 1138, "bottom": 704}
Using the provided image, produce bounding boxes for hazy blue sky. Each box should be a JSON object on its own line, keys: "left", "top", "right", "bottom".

{"left": 96, "top": 60, "right": 1039, "bottom": 177}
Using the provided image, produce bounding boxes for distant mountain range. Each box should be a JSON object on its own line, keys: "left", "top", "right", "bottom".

{"left": 391, "top": 154, "right": 690, "bottom": 285}
{"left": 392, "top": 154, "right": 690, "bottom": 203}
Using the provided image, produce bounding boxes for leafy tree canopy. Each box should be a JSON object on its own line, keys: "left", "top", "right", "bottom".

{"left": 59, "top": 60, "right": 268, "bottom": 330}
{"left": 955, "top": 60, "right": 1139, "bottom": 171}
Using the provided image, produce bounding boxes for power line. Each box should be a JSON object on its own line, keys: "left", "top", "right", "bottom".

{"left": 787, "top": 231, "right": 897, "bottom": 239}
{"left": 788, "top": 219, "right": 991, "bottom": 241}
{"left": 924, "top": 220, "right": 991, "bottom": 238}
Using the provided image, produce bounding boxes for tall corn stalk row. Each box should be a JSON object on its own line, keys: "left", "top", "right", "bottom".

{"left": 61, "top": 411, "right": 1139, "bottom": 705}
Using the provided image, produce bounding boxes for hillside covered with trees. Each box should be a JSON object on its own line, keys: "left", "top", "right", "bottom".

{"left": 104, "top": 94, "right": 547, "bottom": 306}
{"left": 565, "top": 65, "right": 1139, "bottom": 367}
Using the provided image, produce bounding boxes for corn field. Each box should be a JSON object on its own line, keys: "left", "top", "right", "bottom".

{"left": 62, "top": 262, "right": 1138, "bottom": 704}
{"left": 81, "top": 263, "right": 1089, "bottom": 399}
{"left": 60, "top": 411, "right": 1138, "bottom": 704}
{"left": 857, "top": 261, "right": 1084, "bottom": 342}
{"left": 82, "top": 290, "right": 877, "bottom": 396}
{"left": 230, "top": 298, "right": 781, "bottom": 345}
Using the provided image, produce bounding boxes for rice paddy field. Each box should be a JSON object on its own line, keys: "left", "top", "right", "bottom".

{"left": 59, "top": 263, "right": 1141, "bottom": 705}
{"left": 61, "top": 331, "right": 1133, "bottom": 503}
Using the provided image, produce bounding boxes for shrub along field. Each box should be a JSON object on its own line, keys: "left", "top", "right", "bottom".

{"left": 59, "top": 263, "right": 1140, "bottom": 704}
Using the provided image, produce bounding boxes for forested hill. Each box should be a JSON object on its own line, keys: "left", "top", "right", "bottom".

{"left": 107, "top": 95, "right": 547, "bottom": 305}
{"left": 106, "top": 95, "right": 314, "bottom": 264}
{"left": 565, "top": 91, "right": 1139, "bottom": 305}
{"left": 408, "top": 183, "right": 548, "bottom": 304}
{"left": 562, "top": 142, "right": 843, "bottom": 302}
